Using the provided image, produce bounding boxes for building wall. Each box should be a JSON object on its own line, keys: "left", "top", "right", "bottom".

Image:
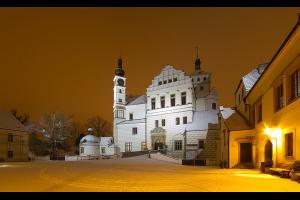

{"left": 79, "top": 144, "right": 99, "bottom": 157}
{"left": 0, "top": 129, "right": 29, "bottom": 162}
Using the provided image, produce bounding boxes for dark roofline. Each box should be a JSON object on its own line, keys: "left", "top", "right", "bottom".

{"left": 0, "top": 127, "right": 27, "bottom": 133}
{"left": 245, "top": 14, "right": 300, "bottom": 100}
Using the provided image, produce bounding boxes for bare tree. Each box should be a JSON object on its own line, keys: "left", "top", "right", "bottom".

{"left": 39, "top": 112, "right": 72, "bottom": 157}
{"left": 10, "top": 108, "right": 29, "bottom": 125}
{"left": 85, "top": 116, "right": 111, "bottom": 137}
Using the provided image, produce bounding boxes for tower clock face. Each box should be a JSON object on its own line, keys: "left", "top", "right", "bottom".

{"left": 117, "top": 78, "right": 124, "bottom": 86}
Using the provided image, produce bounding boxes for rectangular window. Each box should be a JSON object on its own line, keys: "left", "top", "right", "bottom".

{"left": 80, "top": 147, "right": 84, "bottom": 154}
{"left": 181, "top": 92, "right": 186, "bottom": 105}
{"left": 258, "top": 103, "right": 262, "bottom": 123}
{"left": 101, "top": 147, "right": 106, "bottom": 154}
{"left": 125, "top": 142, "right": 132, "bottom": 152}
{"left": 163, "top": 80, "right": 167, "bottom": 84}
{"left": 198, "top": 140, "right": 205, "bottom": 149}
{"left": 117, "top": 110, "right": 124, "bottom": 118}
{"left": 176, "top": 117, "right": 180, "bottom": 125}
{"left": 155, "top": 120, "right": 159, "bottom": 128}
{"left": 119, "top": 98, "right": 122, "bottom": 103}
{"left": 129, "top": 113, "right": 133, "bottom": 120}
{"left": 158, "top": 81, "right": 162, "bottom": 85}
{"left": 160, "top": 96, "right": 165, "bottom": 108}
{"left": 162, "top": 119, "right": 165, "bottom": 127}
{"left": 8, "top": 134, "right": 13, "bottom": 143}
{"left": 7, "top": 151, "right": 13, "bottom": 159}
{"left": 290, "top": 69, "right": 300, "bottom": 101}
{"left": 171, "top": 94, "right": 176, "bottom": 107}
{"left": 285, "top": 133, "right": 293, "bottom": 157}
{"left": 275, "top": 84, "right": 284, "bottom": 111}
{"left": 183, "top": 116, "right": 187, "bottom": 124}
{"left": 132, "top": 127, "right": 138, "bottom": 135}
{"left": 174, "top": 140, "right": 182, "bottom": 151}
{"left": 173, "top": 77, "right": 177, "bottom": 82}
{"left": 168, "top": 79, "right": 172, "bottom": 83}
{"left": 151, "top": 98, "right": 156, "bottom": 110}
{"left": 141, "top": 142, "right": 147, "bottom": 151}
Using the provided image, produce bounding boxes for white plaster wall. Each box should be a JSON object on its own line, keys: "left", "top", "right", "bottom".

{"left": 79, "top": 144, "right": 99, "bottom": 157}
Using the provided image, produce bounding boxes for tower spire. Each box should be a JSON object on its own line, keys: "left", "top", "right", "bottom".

{"left": 195, "top": 46, "right": 201, "bottom": 71}
{"left": 115, "top": 56, "right": 125, "bottom": 77}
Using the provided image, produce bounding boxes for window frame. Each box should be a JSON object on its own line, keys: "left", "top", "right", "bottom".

{"left": 151, "top": 98, "right": 156, "bottom": 110}
{"left": 174, "top": 140, "right": 183, "bottom": 151}
{"left": 129, "top": 113, "right": 133, "bottom": 120}
{"left": 160, "top": 96, "right": 165, "bottom": 108}
{"left": 183, "top": 116, "right": 187, "bottom": 124}
{"left": 181, "top": 92, "right": 187, "bottom": 105}
{"left": 285, "top": 133, "right": 294, "bottom": 157}
{"left": 161, "top": 119, "right": 165, "bottom": 127}
{"left": 132, "top": 127, "right": 138, "bottom": 135}
{"left": 155, "top": 120, "right": 159, "bottom": 128}
{"left": 198, "top": 140, "right": 205, "bottom": 149}
{"left": 176, "top": 117, "right": 180, "bottom": 125}
{"left": 170, "top": 94, "right": 176, "bottom": 107}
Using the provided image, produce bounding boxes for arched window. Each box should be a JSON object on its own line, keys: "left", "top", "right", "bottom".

{"left": 212, "top": 103, "right": 217, "bottom": 110}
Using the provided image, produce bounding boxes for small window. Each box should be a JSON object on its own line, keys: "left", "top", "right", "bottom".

{"left": 204, "top": 77, "right": 207, "bottom": 81}
{"left": 176, "top": 117, "right": 180, "bottom": 125}
{"left": 183, "top": 116, "right": 187, "bottom": 124}
{"left": 160, "top": 96, "right": 165, "bottom": 108}
{"left": 125, "top": 142, "right": 132, "bottom": 152}
{"left": 132, "top": 127, "right": 138, "bottom": 135}
{"left": 119, "top": 89, "right": 122, "bottom": 93}
{"left": 200, "top": 86, "right": 204, "bottom": 91}
{"left": 285, "top": 133, "right": 293, "bottom": 157}
{"left": 129, "top": 113, "right": 133, "bottom": 120}
{"left": 119, "top": 99, "right": 122, "bottom": 103}
{"left": 168, "top": 79, "right": 172, "bottom": 83}
{"left": 171, "top": 94, "right": 176, "bottom": 107}
{"left": 155, "top": 120, "right": 159, "bottom": 128}
{"left": 275, "top": 84, "right": 284, "bottom": 111}
{"left": 8, "top": 134, "right": 13, "bottom": 143}
{"left": 197, "top": 78, "right": 200, "bottom": 82}
{"left": 212, "top": 103, "right": 217, "bottom": 110}
{"left": 290, "top": 69, "right": 300, "bottom": 102}
{"left": 7, "top": 151, "right": 13, "bottom": 158}
{"left": 151, "top": 98, "right": 156, "bottom": 110}
{"left": 162, "top": 119, "right": 165, "bottom": 127}
{"left": 101, "top": 147, "right": 106, "bottom": 154}
{"left": 198, "top": 140, "right": 205, "bottom": 149}
{"left": 163, "top": 80, "right": 167, "bottom": 84}
{"left": 158, "top": 81, "right": 162, "bottom": 85}
{"left": 174, "top": 140, "right": 182, "bottom": 151}
{"left": 192, "top": 78, "right": 194, "bottom": 82}
{"left": 173, "top": 77, "right": 177, "bottom": 82}
{"left": 181, "top": 92, "right": 186, "bottom": 105}
{"left": 80, "top": 147, "right": 84, "bottom": 154}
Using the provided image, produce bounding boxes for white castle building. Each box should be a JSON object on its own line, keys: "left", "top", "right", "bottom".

{"left": 113, "top": 56, "right": 219, "bottom": 163}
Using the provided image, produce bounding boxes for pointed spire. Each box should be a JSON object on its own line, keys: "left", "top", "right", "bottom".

{"left": 115, "top": 56, "right": 125, "bottom": 77}
{"left": 195, "top": 46, "right": 201, "bottom": 71}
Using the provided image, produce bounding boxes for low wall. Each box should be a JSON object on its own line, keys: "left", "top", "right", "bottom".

{"left": 121, "top": 150, "right": 149, "bottom": 158}
{"left": 150, "top": 152, "right": 182, "bottom": 165}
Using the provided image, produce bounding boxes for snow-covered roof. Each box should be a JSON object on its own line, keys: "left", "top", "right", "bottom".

{"left": 80, "top": 135, "right": 99, "bottom": 144}
{"left": 186, "top": 110, "right": 218, "bottom": 131}
{"left": 0, "top": 110, "right": 27, "bottom": 132}
{"left": 127, "top": 95, "right": 147, "bottom": 106}
{"left": 100, "top": 137, "right": 113, "bottom": 146}
{"left": 220, "top": 108, "right": 251, "bottom": 131}
{"left": 117, "top": 118, "right": 146, "bottom": 125}
{"left": 242, "top": 63, "right": 268, "bottom": 93}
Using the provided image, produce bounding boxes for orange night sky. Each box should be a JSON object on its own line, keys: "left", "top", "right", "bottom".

{"left": 0, "top": 7, "right": 299, "bottom": 124}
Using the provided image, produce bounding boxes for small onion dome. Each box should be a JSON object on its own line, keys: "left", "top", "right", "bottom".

{"left": 80, "top": 135, "right": 100, "bottom": 144}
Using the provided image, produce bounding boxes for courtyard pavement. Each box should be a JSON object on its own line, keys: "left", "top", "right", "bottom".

{"left": 0, "top": 155, "right": 300, "bottom": 192}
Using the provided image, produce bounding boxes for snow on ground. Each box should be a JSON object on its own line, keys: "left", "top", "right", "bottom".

{"left": 0, "top": 155, "right": 299, "bottom": 192}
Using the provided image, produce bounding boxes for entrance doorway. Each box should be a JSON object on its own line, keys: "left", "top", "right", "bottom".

{"left": 240, "top": 143, "right": 252, "bottom": 163}
{"left": 265, "top": 140, "right": 273, "bottom": 162}
{"left": 154, "top": 142, "right": 164, "bottom": 150}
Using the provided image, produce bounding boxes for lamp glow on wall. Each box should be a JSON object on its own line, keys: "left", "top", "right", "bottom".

{"left": 264, "top": 126, "right": 283, "bottom": 166}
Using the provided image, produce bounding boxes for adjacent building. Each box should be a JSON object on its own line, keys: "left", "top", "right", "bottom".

{"left": 0, "top": 111, "right": 29, "bottom": 162}
{"left": 113, "top": 55, "right": 220, "bottom": 164}
{"left": 219, "top": 14, "right": 300, "bottom": 169}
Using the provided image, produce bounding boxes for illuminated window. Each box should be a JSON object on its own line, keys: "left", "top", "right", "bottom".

{"left": 155, "top": 120, "right": 159, "bottom": 128}
{"left": 171, "top": 94, "right": 176, "bottom": 107}
{"left": 132, "top": 127, "right": 137, "bottom": 135}
{"left": 198, "top": 140, "right": 205, "bottom": 149}
{"left": 125, "top": 142, "right": 132, "bottom": 152}
{"left": 162, "top": 119, "right": 165, "bottom": 127}
{"left": 181, "top": 92, "right": 186, "bottom": 105}
{"left": 129, "top": 113, "right": 133, "bottom": 120}
{"left": 174, "top": 140, "right": 182, "bottom": 151}
{"left": 176, "top": 117, "right": 180, "bottom": 125}
{"left": 285, "top": 133, "right": 293, "bottom": 157}
{"left": 183, "top": 116, "right": 187, "bottom": 124}
{"left": 160, "top": 96, "right": 165, "bottom": 108}
{"left": 151, "top": 98, "right": 156, "bottom": 110}
{"left": 290, "top": 69, "right": 300, "bottom": 102}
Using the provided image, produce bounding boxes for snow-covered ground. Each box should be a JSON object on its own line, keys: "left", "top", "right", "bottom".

{"left": 0, "top": 155, "right": 299, "bottom": 192}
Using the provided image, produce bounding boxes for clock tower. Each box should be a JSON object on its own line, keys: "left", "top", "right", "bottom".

{"left": 113, "top": 57, "right": 126, "bottom": 152}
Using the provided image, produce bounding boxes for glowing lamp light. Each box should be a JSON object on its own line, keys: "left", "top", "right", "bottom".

{"left": 263, "top": 127, "right": 282, "bottom": 139}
